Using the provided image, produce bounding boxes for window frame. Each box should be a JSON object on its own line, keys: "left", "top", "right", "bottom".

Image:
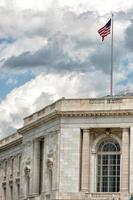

{"left": 97, "top": 139, "right": 121, "bottom": 192}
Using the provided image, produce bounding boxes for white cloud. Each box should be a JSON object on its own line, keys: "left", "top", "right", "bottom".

{"left": 0, "top": 0, "right": 54, "bottom": 11}
{"left": 0, "top": 71, "right": 109, "bottom": 138}
{"left": 0, "top": 36, "right": 47, "bottom": 60}
{"left": 1, "top": 0, "right": 133, "bottom": 14}
{"left": 0, "top": 7, "right": 129, "bottom": 75}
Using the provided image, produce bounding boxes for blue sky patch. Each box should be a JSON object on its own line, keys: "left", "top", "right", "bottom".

{"left": 0, "top": 72, "right": 35, "bottom": 101}
{"left": 0, "top": 36, "right": 15, "bottom": 45}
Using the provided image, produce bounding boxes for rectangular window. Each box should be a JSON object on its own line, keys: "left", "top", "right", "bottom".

{"left": 97, "top": 154, "right": 120, "bottom": 192}
{"left": 26, "top": 176, "right": 30, "bottom": 197}
{"left": 10, "top": 186, "right": 13, "bottom": 200}
{"left": 11, "top": 158, "right": 14, "bottom": 175}
{"left": 18, "top": 155, "right": 21, "bottom": 172}
{"left": 4, "top": 187, "right": 6, "bottom": 200}
{"left": 49, "top": 169, "right": 52, "bottom": 192}
{"left": 17, "top": 184, "right": 20, "bottom": 200}
{"left": 4, "top": 161, "right": 7, "bottom": 177}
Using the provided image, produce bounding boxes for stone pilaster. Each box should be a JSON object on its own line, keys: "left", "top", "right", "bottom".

{"left": 42, "top": 138, "right": 46, "bottom": 193}
{"left": 121, "top": 128, "right": 129, "bottom": 200}
{"left": 32, "top": 139, "right": 40, "bottom": 195}
{"left": 20, "top": 153, "right": 26, "bottom": 199}
{"left": 90, "top": 150, "right": 96, "bottom": 193}
{"left": 130, "top": 127, "right": 133, "bottom": 194}
{"left": 81, "top": 129, "right": 90, "bottom": 192}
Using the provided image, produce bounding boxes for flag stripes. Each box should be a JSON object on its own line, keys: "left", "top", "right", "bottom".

{"left": 98, "top": 19, "right": 111, "bottom": 41}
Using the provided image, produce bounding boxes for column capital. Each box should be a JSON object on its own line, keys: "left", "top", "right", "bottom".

{"left": 91, "top": 149, "right": 96, "bottom": 154}
{"left": 121, "top": 127, "right": 130, "bottom": 135}
{"left": 120, "top": 127, "right": 130, "bottom": 130}
{"left": 82, "top": 129, "right": 90, "bottom": 133}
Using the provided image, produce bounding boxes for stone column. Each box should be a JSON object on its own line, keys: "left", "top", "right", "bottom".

{"left": 130, "top": 127, "right": 133, "bottom": 194}
{"left": 90, "top": 150, "right": 96, "bottom": 193}
{"left": 81, "top": 129, "right": 90, "bottom": 192}
{"left": 32, "top": 139, "right": 40, "bottom": 195}
{"left": 121, "top": 128, "right": 129, "bottom": 200}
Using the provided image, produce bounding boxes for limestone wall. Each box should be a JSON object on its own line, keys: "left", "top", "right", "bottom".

{"left": 59, "top": 127, "right": 81, "bottom": 192}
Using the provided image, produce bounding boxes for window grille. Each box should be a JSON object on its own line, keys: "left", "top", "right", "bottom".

{"left": 97, "top": 140, "right": 120, "bottom": 192}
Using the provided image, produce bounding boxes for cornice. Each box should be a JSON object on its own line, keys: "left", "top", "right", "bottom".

{"left": 18, "top": 111, "right": 60, "bottom": 134}
{"left": 0, "top": 137, "right": 22, "bottom": 152}
{"left": 18, "top": 109, "right": 133, "bottom": 135}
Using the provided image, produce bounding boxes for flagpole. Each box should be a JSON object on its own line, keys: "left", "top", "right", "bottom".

{"left": 110, "top": 13, "right": 114, "bottom": 96}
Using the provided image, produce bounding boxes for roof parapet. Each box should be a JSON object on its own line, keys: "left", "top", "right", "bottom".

{"left": 0, "top": 132, "right": 22, "bottom": 147}
{"left": 23, "top": 96, "right": 133, "bottom": 125}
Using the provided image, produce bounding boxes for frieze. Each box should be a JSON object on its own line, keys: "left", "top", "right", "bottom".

{"left": 0, "top": 150, "right": 22, "bottom": 162}
{"left": 58, "top": 110, "right": 133, "bottom": 117}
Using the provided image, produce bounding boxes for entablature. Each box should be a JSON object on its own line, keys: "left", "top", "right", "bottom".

{"left": 18, "top": 109, "right": 133, "bottom": 135}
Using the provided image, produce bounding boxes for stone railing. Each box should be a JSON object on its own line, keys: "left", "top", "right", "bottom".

{"left": 88, "top": 193, "right": 120, "bottom": 200}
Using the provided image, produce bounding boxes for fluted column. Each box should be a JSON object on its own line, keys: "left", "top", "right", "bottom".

{"left": 121, "top": 128, "right": 129, "bottom": 199}
{"left": 81, "top": 129, "right": 90, "bottom": 192}
{"left": 32, "top": 139, "right": 40, "bottom": 195}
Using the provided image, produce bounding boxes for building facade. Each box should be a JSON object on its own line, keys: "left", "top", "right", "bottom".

{"left": 0, "top": 97, "right": 133, "bottom": 200}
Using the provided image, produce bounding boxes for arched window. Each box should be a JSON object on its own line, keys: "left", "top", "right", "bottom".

{"left": 97, "top": 139, "right": 120, "bottom": 192}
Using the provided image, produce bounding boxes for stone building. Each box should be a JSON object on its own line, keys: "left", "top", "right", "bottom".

{"left": 0, "top": 97, "right": 133, "bottom": 200}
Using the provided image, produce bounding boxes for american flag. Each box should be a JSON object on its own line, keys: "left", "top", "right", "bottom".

{"left": 98, "top": 19, "right": 111, "bottom": 41}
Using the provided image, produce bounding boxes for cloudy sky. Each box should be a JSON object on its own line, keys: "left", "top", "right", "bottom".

{"left": 0, "top": 0, "right": 133, "bottom": 138}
